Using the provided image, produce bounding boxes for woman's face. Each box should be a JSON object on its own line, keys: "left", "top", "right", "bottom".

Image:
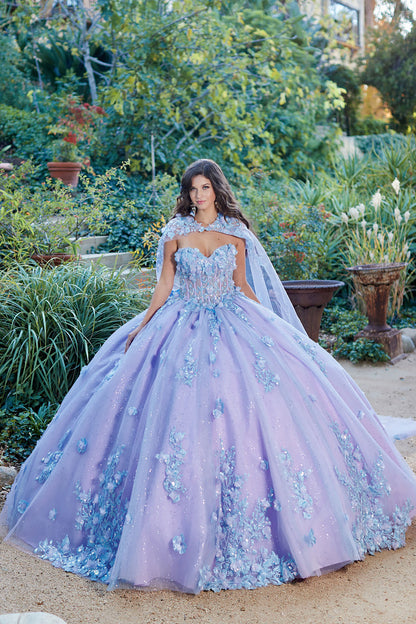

{"left": 189, "top": 175, "right": 216, "bottom": 213}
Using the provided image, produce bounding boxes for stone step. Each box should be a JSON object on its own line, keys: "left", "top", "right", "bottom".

{"left": 79, "top": 251, "right": 133, "bottom": 269}
{"left": 75, "top": 235, "right": 109, "bottom": 254}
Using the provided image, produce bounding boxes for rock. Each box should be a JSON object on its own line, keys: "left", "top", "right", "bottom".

{"left": 0, "top": 615, "right": 67, "bottom": 624}
{"left": 401, "top": 327, "right": 416, "bottom": 347}
{"left": 401, "top": 334, "right": 415, "bottom": 353}
{"left": 0, "top": 465, "right": 17, "bottom": 488}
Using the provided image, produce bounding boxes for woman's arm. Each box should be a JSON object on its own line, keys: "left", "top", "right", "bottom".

{"left": 233, "top": 238, "right": 260, "bottom": 303}
{"left": 125, "top": 239, "right": 178, "bottom": 352}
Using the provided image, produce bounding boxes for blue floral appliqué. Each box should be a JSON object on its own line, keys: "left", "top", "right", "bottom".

{"left": 176, "top": 344, "right": 198, "bottom": 387}
{"left": 331, "top": 422, "right": 413, "bottom": 555}
{"left": 35, "top": 446, "right": 128, "bottom": 583}
{"left": 304, "top": 528, "right": 316, "bottom": 547}
{"left": 171, "top": 534, "right": 187, "bottom": 555}
{"left": 253, "top": 351, "right": 279, "bottom": 392}
{"left": 198, "top": 446, "right": 298, "bottom": 591}
{"left": 280, "top": 449, "right": 313, "bottom": 520}
{"left": 212, "top": 398, "right": 224, "bottom": 420}
{"left": 156, "top": 428, "right": 187, "bottom": 503}
{"left": 293, "top": 334, "right": 327, "bottom": 375}
{"left": 36, "top": 429, "right": 72, "bottom": 484}
{"left": 77, "top": 438, "right": 88, "bottom": 454}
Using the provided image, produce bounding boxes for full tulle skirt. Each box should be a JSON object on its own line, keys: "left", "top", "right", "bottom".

{"left": 1, "top": 291, "right": 416, "bottom": 593}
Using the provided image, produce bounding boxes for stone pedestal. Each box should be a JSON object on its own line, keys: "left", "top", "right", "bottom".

{"left": 355, "top": 327, "right": 404, "bottom": 362}
{"left": 347, "top": 263, "right": 407, "bottom": 363}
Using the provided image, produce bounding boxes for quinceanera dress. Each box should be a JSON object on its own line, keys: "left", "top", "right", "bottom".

{"left": 1, "top": 214, "right": 416, "bottom": 594}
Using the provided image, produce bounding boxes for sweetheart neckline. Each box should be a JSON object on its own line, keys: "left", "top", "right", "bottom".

{"left": 175, "top": 243, "right": 236, "bottom": 260}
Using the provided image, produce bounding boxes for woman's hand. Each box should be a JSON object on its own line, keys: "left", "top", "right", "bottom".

{"left": 125, "top": 327, "right": 141, "bottom": 353}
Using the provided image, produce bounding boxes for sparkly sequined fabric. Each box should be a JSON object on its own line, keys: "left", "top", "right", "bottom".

{"left": 2, "top": 244, "right": 416, "bottom": 593}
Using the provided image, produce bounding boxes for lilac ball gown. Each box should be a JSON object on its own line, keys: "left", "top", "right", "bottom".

{"left": 1, "top": 242, "right": 416, "bottom": 593}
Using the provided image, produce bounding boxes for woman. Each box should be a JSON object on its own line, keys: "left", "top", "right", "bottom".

{"left": 1, "top": 159, "right": 416, "bottom": 593}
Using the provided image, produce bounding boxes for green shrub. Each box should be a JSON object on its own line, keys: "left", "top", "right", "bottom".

{"left": 0, "top": 403, "right": 56, "bottom": 464}
{"left": 352, "top": 116, "right": 390, "bottom": 136}
{"left": 320, "top": 303, "right": 390, "bottom": 363}
{"left": 0, "top": 104, "right": 52, "bottom": 168}
{"left": 241, "top": 176, "right": 330, "bottom": 280}
{"left": 0, "top": 263, "right": 149, "bottom": 408}
{"left": 352, "top": 133, "right": 410, "bottom": 157}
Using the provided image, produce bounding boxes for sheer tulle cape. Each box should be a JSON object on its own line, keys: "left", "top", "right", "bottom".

{"left": 156, "top": 213, "right": 306, "bottom": 334}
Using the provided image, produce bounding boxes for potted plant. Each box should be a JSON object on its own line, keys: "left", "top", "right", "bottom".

{"left": 252, "top": 197, "right": 344, "bottom": 341}
{"left": 47, "top": 95, "right": 106, "bottom": 187}
{"left": 339, "top": 180, "right": 413, "bottom": 360}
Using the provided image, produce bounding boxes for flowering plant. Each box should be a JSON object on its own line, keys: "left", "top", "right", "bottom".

{"left": 340, "top": 179, "right": 411, "bottom": 265}
{"left": 48, "top": 96, "right": 106, "bottom": 164}
{"left": 339, "top": 178, "right": 414, "bottom": 313}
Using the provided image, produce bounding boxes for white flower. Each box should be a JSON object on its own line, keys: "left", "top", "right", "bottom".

{"left": 348, "top": 206, "right": 360, "bottom": 220}
{"left": 404, "top": 210, "right": 410, "bottom": 223}
{"left": 372, "top": 223, "right": 378, "bottom": 234}
{"left": 341, "top": 212, "right": 349, "bottom": 224}
{"left": 357, "top": 203, "right": 365, "bottom": 216}
{"left": 378, "top": 232, "right": 384, "bottom": 244}
{"left": 407, "top": 250, "right": 411, "bottom": 259}
{"left": 388, "top": 231, "right": 394, "bottom": 243}
{"left": 371, "top": 190, "right": 383, "bottom": 211}
{"left": 391, "top": 178, "right": 400, "bottom": 195}
{"left": 360, "top": 219, "right": 367, "bottom": 229}
{"left": 370, "top": 251, "right": 375, "bottom": 260}
{"left": 394, "top": 207, "right": 402, "bottom": 224}
{"left": 367, "top": 228, "right": 372, "bottom": 238}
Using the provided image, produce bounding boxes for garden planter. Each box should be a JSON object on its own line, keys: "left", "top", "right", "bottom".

{"left": 31, "top": 253, "right": 78, "bottom": 267}
{"left": 282, "top": 279, "right": 344, "bottom": 342}
{"left": 47, "top": 162, "right": 82, "bottom": 187}
{"left": 347, "top": 262, "right": 406, "bottom": 361}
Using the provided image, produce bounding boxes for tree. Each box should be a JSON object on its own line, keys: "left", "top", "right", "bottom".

{"left": 97, "top": 0, "right": 344, "bottom": 176}
{"left": 363, "top": 23, "right": 416, "bottom": 131}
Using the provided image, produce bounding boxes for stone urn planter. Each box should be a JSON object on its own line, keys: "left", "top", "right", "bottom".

{"left": 282, "top": 279, "right": 345, "bottom": 342}
{"left": 346, "top": 262, "right": 406, "bottom": 362}
{"left": 47, "top": 162, "right": 82, "bottom": 187}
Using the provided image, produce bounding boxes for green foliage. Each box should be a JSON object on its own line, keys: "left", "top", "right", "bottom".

{"left": 333, "top": 338, "right": 390, "bottom": 363}
{"left": 0, "top": 34, "right": 31, "bottom": 110}
{"left": 0, "top": 161, "right": 118, "bottom": 266}
{"left": 96, "top": 1, "right": 343, "bottom": 177}
{"left": 353, "top": 133, "right": 410, "bottom": 157}
{"left": 242, "top": 175, "right": 330, "bottom": 280}
{"left": 98, "top": 173, "right": 178, "bottom": 264}
{"left": 352, "top": 117, "right": 390, "bottom": 137}
{"left": 0, "top": 403, "right": 56, "bottom": 464}
{"left": 320, "top": 304, "right": 390, "bottom": 363}
{"left": 363, "top": 23, "right": 416, "bottom": 132}
{"left": 0, "top": 104, "right": 51, "bottom": 167}
{"left": 323, "top": 64, "right": 362, "bottom": 136}
{"left": 0, "top": 263, "right": 147, "bottom": 408}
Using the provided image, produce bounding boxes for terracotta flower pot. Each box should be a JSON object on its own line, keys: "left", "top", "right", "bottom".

{"left": 346, "top": 262, "right": 407, "bottom": 361}
{"left": 47, "top": 162, "right": 82, "bottom": 187}
{"left": 282, "top": 279, "right": 344, "bottom": 342}
{"left": 31, "top": 253, "right": 78, "bottom": 267}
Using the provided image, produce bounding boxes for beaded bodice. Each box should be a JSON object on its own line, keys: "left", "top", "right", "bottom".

{"left": 175, "top": 243, "right": 237, "bottom": 307}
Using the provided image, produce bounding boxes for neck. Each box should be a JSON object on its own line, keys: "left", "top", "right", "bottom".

{"left": 194, "top": 209, "right": 219, "bottom": 226}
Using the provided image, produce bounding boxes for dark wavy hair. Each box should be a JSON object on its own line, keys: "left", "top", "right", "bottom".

{"left": 174, "top": 159, "right": 250, "bottom": 228}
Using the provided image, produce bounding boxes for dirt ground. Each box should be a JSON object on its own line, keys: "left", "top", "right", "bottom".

{"left": 1, "top": 354, "right": 416, "bottom": 624}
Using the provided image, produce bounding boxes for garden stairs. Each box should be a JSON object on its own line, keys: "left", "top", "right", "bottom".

{"left": 77, "top": 236, "right": 155, "bottom": 290}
